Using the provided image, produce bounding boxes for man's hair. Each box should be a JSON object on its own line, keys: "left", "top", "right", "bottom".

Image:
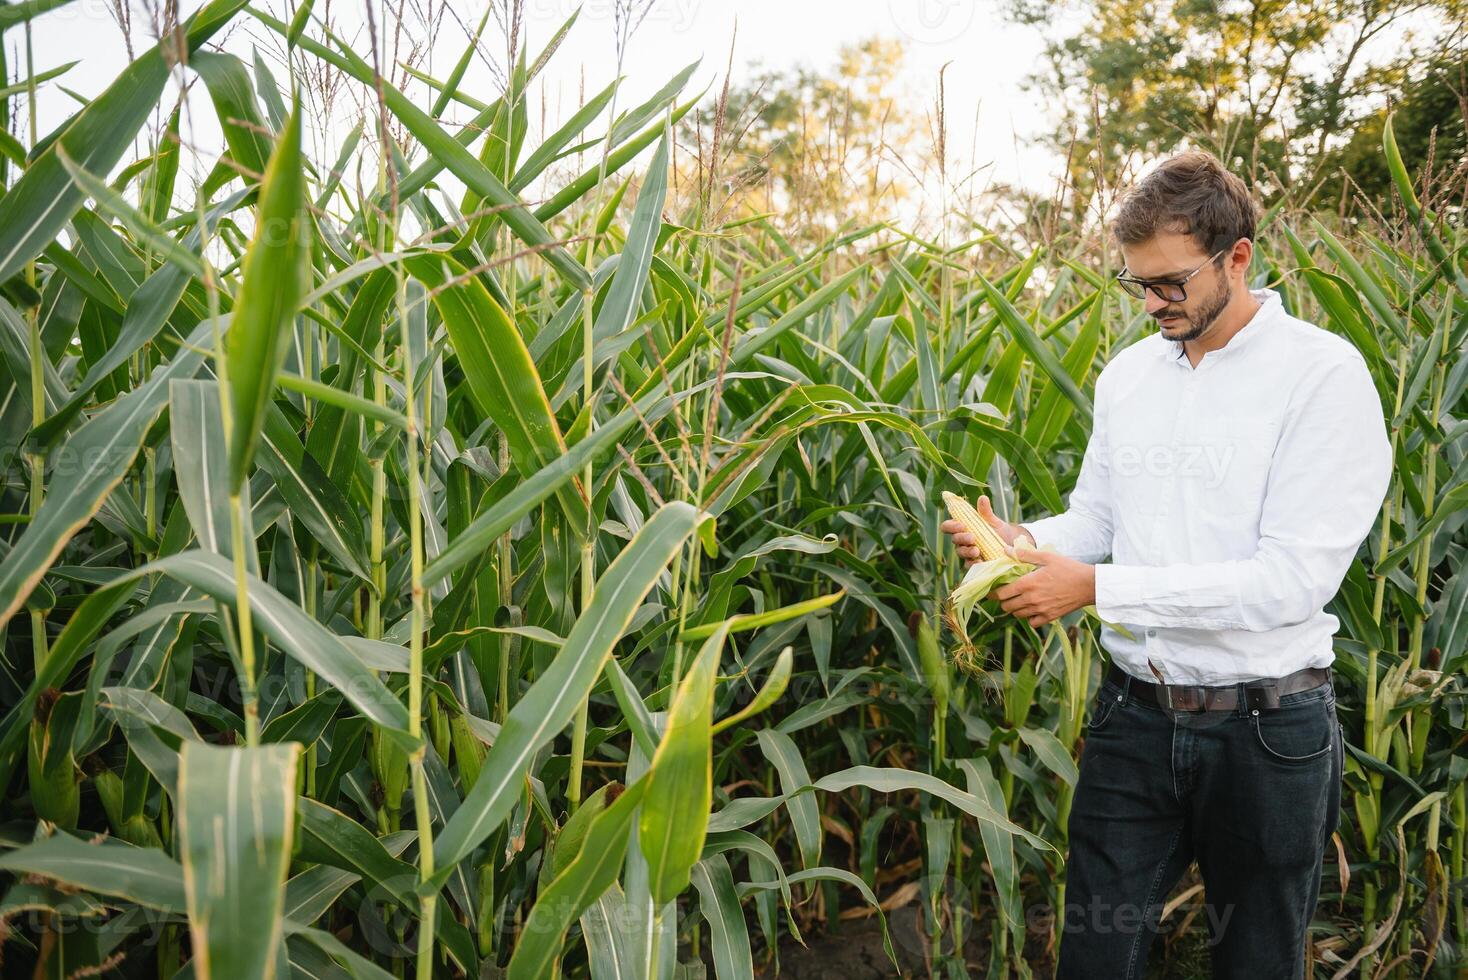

{"left": 1112, "top": 150, "right": 1261, "bottom": 256}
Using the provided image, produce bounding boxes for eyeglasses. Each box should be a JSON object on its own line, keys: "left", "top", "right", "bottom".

{"left": 1115, "top": 248, "right": 1227, "bottom": 303}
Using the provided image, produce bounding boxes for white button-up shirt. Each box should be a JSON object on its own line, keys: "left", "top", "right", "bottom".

{"left": 1018, "top": 287, "right": 1392, "bottom": 686}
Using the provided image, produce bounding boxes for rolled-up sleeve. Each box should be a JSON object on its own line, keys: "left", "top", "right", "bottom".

{"left": 1093, "top": 352, "right": 1391, "bottom": 631}
{"left": 1018, "top": 370, "right": 1114, "bottom": 564}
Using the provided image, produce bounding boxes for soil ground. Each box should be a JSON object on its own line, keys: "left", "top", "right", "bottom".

{"left": 749, "top": 889, "right": 1223, "bottom": 978}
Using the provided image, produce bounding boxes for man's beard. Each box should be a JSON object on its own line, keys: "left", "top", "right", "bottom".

{"left": 1155, "top": 274, "right": 1232, "bottom": 344}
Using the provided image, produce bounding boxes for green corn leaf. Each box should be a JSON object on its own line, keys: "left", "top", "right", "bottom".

{"left": 949, "top": 405, "right": 1065, "bottom": 514}
{"left": 640, "top": 623, "right": 729, "bottom": 905}
{"left": 958, "top": 758, "right": 1022, "bottom": 951}
{"left": 191, "top": 51, "right": 274, "bottom": 180}
{"left": 1023, "top": 286, "right": 1104, "bottom": 450}
{"left": 285, "top": 0, "right": 315, "bottom": 47}
{"left": 754, "top": 728, "right": 822, "bottom": 869}
{"left": 1376, "top": 484, "right": 1468, "bottom": 575}
{"left": 284, "top": 922, "right": 397, "bottom": 980}
{"left": 1384, "top": 113, "right": 1468, "bottom": 297}
{"left": 296, "top": 798, "right": 420, "bottom": 908}
{"left": 533, "top": 94, "right": 702, "bottom": 224}
{"left": 431, "top": 501, "right": 701, "bottom": 886}
{"left": 0, "top": 319, "right": 212, "bottom": 628}
{"left": 53, "top": 148, "right": 204, "bottom": 277}
{"left": 302, "top": 265, "right": 398, "bottom": 489}
{"left": 604, "top": 657, "right": 660, "bottom": 760}
{"left": 706, "top": 764, "right": 1055, "bottom": 856}
{"left": 405, "top": 251, "right": 588, "bottom": 534}
{"left": 256, "top": 407, "right": 371, "bottom": 584}
{"left": 30, "top": 189, "right": 247, "bottom": 448}
{"left": 0, "top": 0, "right": 77, "bottom": 31}
{"left": 0, "top": 0, "right": 245, "bottom": 285}
{"left": 977, "top": 270, "right": 1093, "bottom": 426}
{"left": 1016, "top": 727, "right": 1080, "bottom": 787}
{"left": 711, "top": 646, "right": 794, "bottom": 736}
{"left": 590, "top": 124, "right": 670, "bottom": 345}
{"left": 511, "top": 78, "right": 618, "bottom": 192}
{"left": 225, "top": 90, "right": 310, "bottom": 491}
{"left": 507, "top": 778, "right": 648, "bottom": 980}
{"left": 0, "top": 832, "right": 186, "bottom": 910}
{"left": 681, "top": 590, "right": 844, "bottom": 641}
{"left": 736, "top": 867, "right": 895, "bottom": 968}
{"left": 283, "top": 865, "right": 361, "bottom": 926}
{"left": 101, "top": 686, "right": 201, "bottom": 745}
{"left": 269, "top": 15, "right": 589, "bottom": 289}
{"left": 178, "top": 742, "right": 300, "bottom": 980}
{"left": 690, "top": 854, "right": 755, "bottom": 980}
{"left": 1312, "top": 221, "right": 1410, "bottom": 343}
{"left": 296, "top": 799, "right": 478, "bottom": 971}
{"left": 169, "top": 380, "right": 246, "bottom": 561}
{"left": 0, "top": 59, "right": 76, "bottom": 100}
{"left": 0, "top": 547, "right": 413, "bottom": 790}
{"left": 731, "top": 265, "right": 867, "bottom": 365}
{"left": 0, "top": 298, "right": 66, "bottom": 414}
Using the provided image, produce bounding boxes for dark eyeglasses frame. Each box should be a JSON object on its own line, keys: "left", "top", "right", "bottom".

{"left": 1116, "top": 248, "right": 1228, "bottom": 303}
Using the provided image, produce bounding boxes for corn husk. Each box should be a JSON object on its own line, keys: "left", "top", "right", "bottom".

{"left": 941, "top": 492, "right": 1133, "bottom": 648}
{"left": 941, "top": 491, "right": 1036, "bottom": 631}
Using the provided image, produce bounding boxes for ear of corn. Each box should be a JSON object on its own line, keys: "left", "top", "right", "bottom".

{"left": 941, "top": 491, "right": 1012, "bottom": 562}
{"left": 943, "top": 491, "right": 1036, "bottom": 641}
{"left": 943, "top": 492, "right": 1136, "bottom": 651}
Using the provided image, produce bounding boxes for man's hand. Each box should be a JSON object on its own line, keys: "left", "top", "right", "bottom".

{"left": 939, "top": 495, "right": 1034, "bottom": 566}
{"left": 992, "top": 545, "right": 1097, "bottom": 628}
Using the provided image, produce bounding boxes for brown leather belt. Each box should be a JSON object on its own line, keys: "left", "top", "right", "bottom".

{"left": 1106, "top": 663, "right": 1331, "bottom": 713}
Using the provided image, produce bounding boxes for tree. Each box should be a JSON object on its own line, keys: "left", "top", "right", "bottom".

{"left": 1004, "top": 0, "right": 1467, "bottom": 209}
{"left": 677, "top": 38, "right": 924, "bottom": 240}
{"left": 1322, "top": 54, "right": 1466, "bottom": 209}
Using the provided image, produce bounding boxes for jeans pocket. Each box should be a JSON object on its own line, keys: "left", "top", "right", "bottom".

{"left": 1250, "top": 694, "right": 1335, "bottom": 764}
{"left": 1086, "top": 682, "right": 1125, "bottom": 733}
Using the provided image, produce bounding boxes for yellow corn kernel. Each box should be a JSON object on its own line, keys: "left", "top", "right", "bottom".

{"left": 941, "top": 491, "right": 1010, "bottom": 562}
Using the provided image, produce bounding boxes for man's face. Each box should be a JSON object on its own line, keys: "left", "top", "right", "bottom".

{"left": 1119, "top": 230, "right": 1235, "bottom": 343}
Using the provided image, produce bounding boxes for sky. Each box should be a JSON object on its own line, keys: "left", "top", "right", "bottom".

{"left": 12, "top": 0, "right": 1068, "bottom": 222}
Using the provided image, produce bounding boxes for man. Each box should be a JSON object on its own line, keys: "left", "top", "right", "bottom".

{"left": 940, "top": 151, "right": 1391, "bottom": 978}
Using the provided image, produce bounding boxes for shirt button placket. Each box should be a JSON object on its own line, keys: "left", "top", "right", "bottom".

{"left": 1148, "top": 371, "right": 1195, "bottom": 652}
{"left": 1152, "top": 374, "right": 1193, "bottom": 562}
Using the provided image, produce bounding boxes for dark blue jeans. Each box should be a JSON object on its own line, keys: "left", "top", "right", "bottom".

{"left": 1055, "top": 668, "right": 1343, "bottom": 979}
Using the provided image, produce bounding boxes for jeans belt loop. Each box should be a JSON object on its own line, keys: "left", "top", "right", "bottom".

{"left": 1121, "top": 670, "right": 1133, "bottom": 706}
{"left": 1235, "top": 680, "right": 1247, "bottom": 718}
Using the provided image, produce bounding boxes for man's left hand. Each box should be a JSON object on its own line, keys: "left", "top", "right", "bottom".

{"left": 992, "top": 545, "right": 1097, "bottom": 628}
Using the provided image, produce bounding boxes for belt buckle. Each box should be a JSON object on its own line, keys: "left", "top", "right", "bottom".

{"left": 1163, "top": 683, "right": 1206, "bottom": 713}
{"left": 1245, "top": 683, "right": 1281, "bottom": 711}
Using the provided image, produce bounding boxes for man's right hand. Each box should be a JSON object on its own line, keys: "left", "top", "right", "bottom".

{"left": 940, "top": 495, "right": 1036, "bottom": 566}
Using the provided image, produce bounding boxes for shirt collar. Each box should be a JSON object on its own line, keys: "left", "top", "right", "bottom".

{"left": 1158, "top": 286, "right": 1282, "bottom": 364}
